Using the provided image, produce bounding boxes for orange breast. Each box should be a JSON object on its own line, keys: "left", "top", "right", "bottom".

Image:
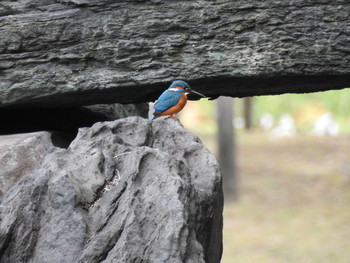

{"left": 156, "top": 93, "right": 188, "bottom": 117}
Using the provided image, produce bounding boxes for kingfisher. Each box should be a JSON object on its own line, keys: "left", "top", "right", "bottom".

{"left": 150, "top": 80, "right": 205, "bottom": 120}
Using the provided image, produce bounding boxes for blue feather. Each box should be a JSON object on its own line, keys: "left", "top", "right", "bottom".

{"left": 169, "top": 80, "right": 190, "bottom": 89}
{"left": 153, "top": 89, "right": 181, "bottom": 114}
{"left": 150, "top": 80, "right": 191, "bottom": 120}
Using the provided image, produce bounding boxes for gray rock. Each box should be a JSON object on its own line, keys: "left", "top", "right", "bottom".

{"left": 1, "top": 0, "right": 350, "bottom": 108}
{"left": 0, "top": 132, "right": 54, "bottom": 196}
{"left": 0, "top": 117, "right": 223, "bottom": 263}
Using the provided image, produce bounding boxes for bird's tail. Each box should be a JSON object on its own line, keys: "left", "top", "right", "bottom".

{"left": 150, "top": 114, "right": 156, "bottom": 120}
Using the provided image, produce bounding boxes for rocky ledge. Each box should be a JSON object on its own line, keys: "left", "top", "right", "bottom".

{"left": 0, "top": 117, "right": 223, "bottom": 263}
{"left": 1, "top": 0, "right": 350, "bottom": 108}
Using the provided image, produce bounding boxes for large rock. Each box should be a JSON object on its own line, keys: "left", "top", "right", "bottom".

{"left": 0, "top": 132, "right": 54, "bottom": 195}
{"left": 0, "top": 0, "right": 350, "bottom": 107}
{"left": 0, "top": 117, "right": 223, "bottom": 263}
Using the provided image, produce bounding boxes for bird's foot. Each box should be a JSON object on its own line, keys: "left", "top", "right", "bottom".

{"left": 166, "top": 115, "right": 179, "bottom": 120}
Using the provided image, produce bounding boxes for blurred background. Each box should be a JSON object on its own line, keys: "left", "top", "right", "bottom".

{"left": 179, "top": 89, "right": 350, "bottom": 263}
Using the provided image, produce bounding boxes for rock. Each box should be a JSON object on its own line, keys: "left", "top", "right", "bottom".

{"left": 0, "top": 103, "right": 148, "bottom": 136}
{"left": 1, "top": 1, "right": 350, "bottom": 107}
{"left": 0, "top": 117, "right": 223, "bottom": 263}
{"left": 0, "top": 132, "right": 54, "bottom": 196}
{"left": 108, "top": 103, "right": 149, "bottom": 119}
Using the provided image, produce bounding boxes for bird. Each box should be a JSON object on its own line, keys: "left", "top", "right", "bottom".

{"left": 150, "top": 80, "right": 205, "bottom": 120}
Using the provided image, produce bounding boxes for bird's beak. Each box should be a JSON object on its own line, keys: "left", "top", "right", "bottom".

{"left": 190, "top": 89, "right": 206, "bottom": 98}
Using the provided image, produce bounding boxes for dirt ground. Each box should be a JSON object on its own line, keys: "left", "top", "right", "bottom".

{"left": 219, "top": 133, "right": 350, "bottom": 263}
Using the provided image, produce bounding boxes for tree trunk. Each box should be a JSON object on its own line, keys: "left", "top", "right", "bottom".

{"left": 217, "top": 96, "right": 236, "bottom": 200}
{"left": 244, "top": 97, "right": 253, "bottom": 130}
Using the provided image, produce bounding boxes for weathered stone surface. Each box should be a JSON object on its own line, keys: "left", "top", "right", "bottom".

{"left": 0, "top": 0, "right": 350, "bottom": 107}
{"left": 0, "top": 132, "right": 54, "bottom": 195}
{"left": 0, "top": 117, "right": 223, "bottom": 263}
